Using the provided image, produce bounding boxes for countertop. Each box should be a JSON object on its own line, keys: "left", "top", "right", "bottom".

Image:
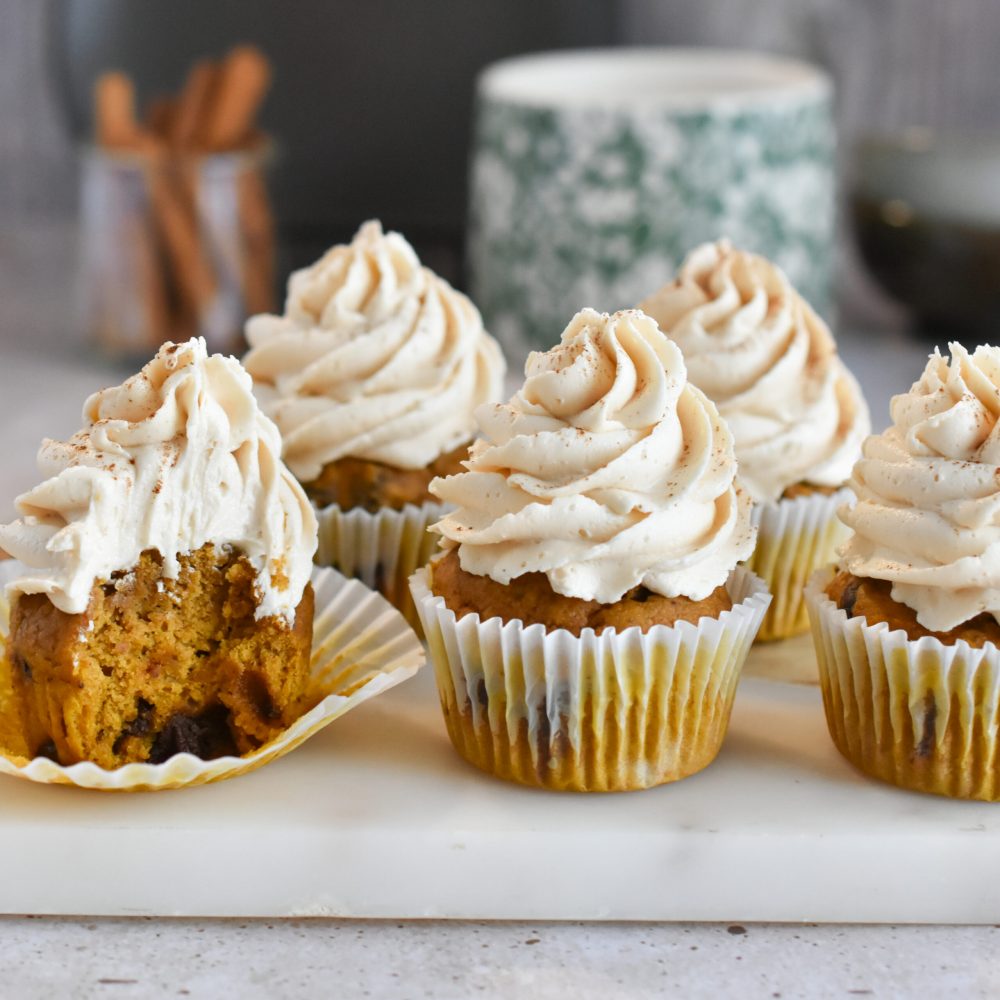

{"left": 1, "top": 224, "right": 997, "bottom": 999}
{"left": 3, "top": 918, "right": 999, "bottom": 999}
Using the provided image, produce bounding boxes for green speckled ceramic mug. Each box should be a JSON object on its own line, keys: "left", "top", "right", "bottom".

{"left": 468, "top": 48, "right": 834, "bottom": 353}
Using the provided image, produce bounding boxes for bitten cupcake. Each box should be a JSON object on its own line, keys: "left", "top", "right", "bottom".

{"left": 806, "top": 343, "right": 1000, "bottom": 801}
{"left": 640, "top": 240, "right": 870, "bottom": 641}
{"left": 0, "top": 339, "right": 317, "bottom": 769}
{"left": 244, "top": 220, "right": 505, "bottom": 624}
{"left": 410, "top": 307, "right": 770, "bottom": 792}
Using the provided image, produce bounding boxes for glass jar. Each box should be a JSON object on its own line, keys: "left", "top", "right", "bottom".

{"left": 79, "top": 143, "right": 276, "bottom": 360}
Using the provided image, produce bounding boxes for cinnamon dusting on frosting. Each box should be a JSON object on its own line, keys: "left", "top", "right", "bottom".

{"left": 840, "top": 342, "right": 1000, "bottom": 631}
{"left": 243, "top": 220, "right": 505, "bottom": 481}
{"left": 0, "top": 339, "right": 316, "bottom": 622}
{"left": 640, "top": 239, "right": 869, "bottom": 503}
{"left": 430, "top": 307, "right": 755, "bottom": 604}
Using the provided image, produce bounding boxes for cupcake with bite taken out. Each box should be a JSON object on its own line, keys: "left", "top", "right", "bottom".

{"left": 640, "top": 240, "right": 870, "bottom": 641}
{"left": 410, "top": 307, "right": 770, "bottom": 792}
{"left": 0, "top": 338, "right": 317, "bottom": 769}
{"left": 807, "top": 343, "right": 1000, "bottom": 801}
{"left": 244, "top": 220, "right": 505, "bottom": 624}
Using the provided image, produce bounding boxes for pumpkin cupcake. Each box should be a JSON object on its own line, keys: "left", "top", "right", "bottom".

{"left": 807, "top": 343, "right": 1000, "bottom": 801}
{"left": 640, "top": 240, "right": 870, "bottom": 641}
{"left": 410, "top": 307, "right": 770, "bottom": 792}
{"left": 0, "top": 338, "right": 317, "bottom": 769}
{"left": 244, "top": 220, "right": 505, "bottom": 624}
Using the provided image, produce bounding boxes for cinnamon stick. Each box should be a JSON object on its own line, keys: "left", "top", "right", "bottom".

{"left": 94, "top": 71, "right": 143, "bottom": 148}
{"left": 146, "top": 96, "right": 177, "bottom": 140}
{"left": 130, "top": 188, "right": 172, "bottom": 348}
{"left": 146, "top": 160, "right": 217, "bottom": 324}
{"left": 170, "top": 60, "right": 218, "bottom": 150}
{"left": 199, "top": 46, "right": 271, "bottom": 150}
{"left": 90, "top": 47, "right": 275, "bottom": 355}
{"left": 237, "top": 165, "right": 276, "bottom": 317}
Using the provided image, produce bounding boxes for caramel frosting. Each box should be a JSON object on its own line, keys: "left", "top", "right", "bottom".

{"left": 840, "top": 343, "right": 1000, "bottom": 632}
{"left": 243, "top": 220, "right": 505, "bottom": 482}
{"left": 431, "top": 308, "right": 755, "bottom": 605}
{"left": 0, "top": 339, "right": 316, "bottom": 623}
{"left": 639, "top": 240, "right": 869, "bottom": 503}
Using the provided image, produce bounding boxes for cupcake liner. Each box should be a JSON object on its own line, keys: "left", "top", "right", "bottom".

{"left": 315, "top": 501, "right": 446, "bottom": 629}
{"left": 410, "top": 564, "right": 771, "bottom": 792}
{"left": 806, "top": 567, "right": 1000, "bottom": 801}
{"left": 0, "top": 561, "right": 424, "bottom": 791}
{"left": 745, "top": 488, "right": 851, "bottom": 643}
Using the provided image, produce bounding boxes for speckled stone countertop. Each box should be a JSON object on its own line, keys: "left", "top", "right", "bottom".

{"left": 3, "top": 918, "right": 999, "bottom": 998}
{"left": 1, "top": 226, "right": 994, "bottom": 998}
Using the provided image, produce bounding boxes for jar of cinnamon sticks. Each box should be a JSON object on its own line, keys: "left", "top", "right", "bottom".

{"left": 80, "top": 46, "right": 276, "bottom": 359}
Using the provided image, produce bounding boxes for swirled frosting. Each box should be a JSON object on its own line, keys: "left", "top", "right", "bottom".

{"left": 0, "top": 339, "right": 317, "bottom": 623}
{"left": 431, "top": 308, "right": 755, "bottom": 604}
{"left": 639, "top": 240, "right": 870, "bottom": 503}
{"left": 840, "top": 343, "right": 1000, "bottom": 632}
{"left": 243, "top": 220, "right": 505, "bottom": 482}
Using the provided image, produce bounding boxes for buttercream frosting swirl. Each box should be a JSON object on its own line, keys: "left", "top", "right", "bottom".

{"left": 0, "top": 339, "right": 317, "bottom": 623}
{"left": 840, "top": 343, "right": 1000, "bottom": 632}
{"left": 639, "top": 240, "right": 870, "bottom": 503}
{"left": 243, "top": 220, "right": 505, "bottom": 482}
{"left": 431, "top": 308, "right": 755, "bottom": 605}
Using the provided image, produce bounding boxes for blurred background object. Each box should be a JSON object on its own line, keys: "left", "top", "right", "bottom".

{"left": 83, "top": 48, "right": 275, "bottom": 359}
{"left": 2, "top": 0, "right": 1000, "bottom": 358}
{"left": 467, "top": 48, "right": 833, "bottom": 351}
{"left": 53, "top": 0, "right": 614, "bottom": 282}
{"left": 852, "top": 129, "right": 1000, "bottom": 339}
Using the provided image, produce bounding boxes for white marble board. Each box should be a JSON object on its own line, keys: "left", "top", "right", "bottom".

{"left": 1, "top": 335, "right": 996, "bottom": 923}
{"left": 1, "top": 645, "right": 998, "bottom": 923}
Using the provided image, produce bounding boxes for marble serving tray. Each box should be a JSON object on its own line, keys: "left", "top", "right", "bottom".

{"left": 1, "top": 638, "right": 998, "bottom": 922}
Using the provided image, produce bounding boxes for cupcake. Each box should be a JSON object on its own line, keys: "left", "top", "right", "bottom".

{"left": 0, "top": 339, "right": 317, "bottom": 768}
{"left": 807, "top": 343, "right": 1000, "bottom": 801}
{"left": 244, "top": 220, "right": 505, "bottom": 624}
{"left": 410, "top": 308, "right": 770, "bottom": 792}
{"left": 640, "top": 240, "right": 870, "bottom": 641}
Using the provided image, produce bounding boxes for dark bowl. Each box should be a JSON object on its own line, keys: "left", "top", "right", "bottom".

{"left": 852, "top": 129, "right": 1000, "bottom": 338}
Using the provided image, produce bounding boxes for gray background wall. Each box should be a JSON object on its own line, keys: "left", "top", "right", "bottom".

{"left": 1, "top": 0, "right": 997, "bottom": 327}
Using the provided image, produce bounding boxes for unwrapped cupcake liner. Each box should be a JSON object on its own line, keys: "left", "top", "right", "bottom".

{"left": 745, "top": 488, "right": 851, "bottom": 643}
{"left": 0, "top": 561, "right": 424, "bottom": 791}
{"left": 410, "top": 564, "right": 771, "bottom": 792}
{"left": 315, "top": 500, "right": 447, "bottom": 629}
{"left": 806, "top": 567, "right": 1000, "bottom": 802}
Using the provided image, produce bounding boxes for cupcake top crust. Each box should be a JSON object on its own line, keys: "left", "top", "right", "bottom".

{"left": 840, "top": 343, "right": 1000, "bottom": 633}
{"left": 0, "top": 338, "right": 316, "bottom": 623}
{"left": 243, "top": 220, "right": 505, "bottom": 481}
{"left": 430, "top": 307, "right": 756, "bottom": 605}
{"left": 639, "top": 240, "right": 870, "bottom": 503}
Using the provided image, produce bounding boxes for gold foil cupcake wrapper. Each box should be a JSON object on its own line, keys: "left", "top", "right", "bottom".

{"left": 805, "top": 567, "right": 1000, "bottom": 801}
{"left": 315, "top": 500, "right": 446, "bottom": 629}
{"left": 0, "top": 563, "right": 424, "bottom": 791}
{"left": 745, "top": 488, "right": 851, "bottom": 644}
{"left": 410, "top": 564, "right": 770, "bottom": 792}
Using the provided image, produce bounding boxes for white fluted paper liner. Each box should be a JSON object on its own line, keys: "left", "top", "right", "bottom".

{"left": 410, "top": 564, "right": 771, "bottom": 792}
{"left": 315, "top": 500, "right": 446, "bottom": 628}
{"left": 0, "top": 561, "right": 424, "bottom": 791}
{"left": 745, "top": 487, "right": 851, "bottom": 643}
{"left": 805, "top": 566, "right": 1000, "bottom": 801}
